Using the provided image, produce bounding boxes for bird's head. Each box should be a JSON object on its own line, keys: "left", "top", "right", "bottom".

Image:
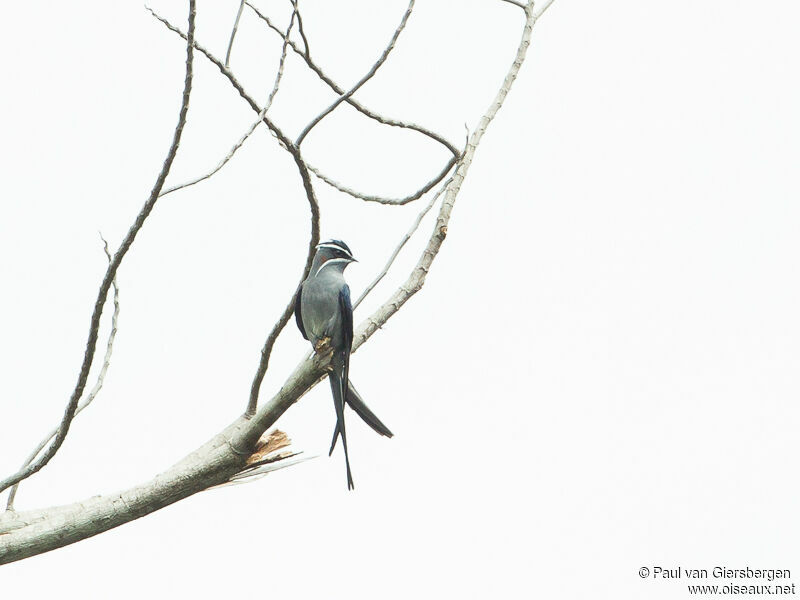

{"left": 313, "top": 239, "right": 357, "bottom": 274}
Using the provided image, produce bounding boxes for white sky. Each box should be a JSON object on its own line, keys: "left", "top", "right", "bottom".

{"left": 1, "top": 1, "right": 799, "bottom": 598}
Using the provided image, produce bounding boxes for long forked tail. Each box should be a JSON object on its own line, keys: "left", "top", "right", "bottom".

{"left": 329, "top": 380, "right": 393, "bottom": 455}
{"left": 329, "top": 370, "right": 354, "bottom": 490}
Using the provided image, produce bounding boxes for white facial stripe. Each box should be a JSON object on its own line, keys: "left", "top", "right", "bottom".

{"left": 315, "top": 257, "right": 351, "bottom": 276}
{"left": 316, "top": 243, "right": 354, "bottom": 259}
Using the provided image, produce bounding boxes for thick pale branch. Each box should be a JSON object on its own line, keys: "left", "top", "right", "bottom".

{"left": 0, "top": 0, "right": 197, "bottom": 497}
{"left": 0, "top": 349, "right": 332, "bottom": 563}
{"left": 0, "top": 421, "right": 247, "bottom": 560}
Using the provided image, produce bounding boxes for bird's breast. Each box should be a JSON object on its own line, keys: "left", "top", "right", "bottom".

{"left": 301, "top": 276, "right": 343, "bottom": 343}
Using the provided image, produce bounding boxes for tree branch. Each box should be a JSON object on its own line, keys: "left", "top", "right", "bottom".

{"left": 293, "top": 0, "right": 311, "bottom": 59}
{"left": 353, "top": 0, "right": 545, "bottom": 349}
{"left": 295, "top": 0, "right": 414, "bottom": 146}
{"left": 246, "top": 1, "right": 459, "bottom": 205}
{"left": 5, "top": 237, "right": 121, "bottom": 511}
{"left": 146, "top": 7, "right": 323, "bottom": 418}
{"left": 145, "top": 15, "right": 324, "bottom": 413}
{"left": 246, "top": 190, "right": 319, "bottom": 417}
{"left": 245, "top": 0, "right": 547, "bottom": 443}
{"left": 353, "top": 175, "right": 453, "bottom": 310}
{"left": 307, "top": 155, "right": 458, "bottom": 206}
{"left": 225, "top": 0, "right": 247, "bottom": 67}
{"left": 0, "top": 0, "right": 197, "bottom": 497}
{"left": 159, "top": 5, "right": 297, "bottom": 198}
{"left": 245, "top": 1, "right": 459, "bottom": 157}
{"left": 0, "top": 0, "right": 552, "bottom": 565}
{"left": 499, "top": 0, "right": 526, "bottom": 9}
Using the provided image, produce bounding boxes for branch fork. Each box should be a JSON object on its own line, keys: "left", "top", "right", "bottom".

{"left": 0, "top": 0, "right": 555, "bottom": 565}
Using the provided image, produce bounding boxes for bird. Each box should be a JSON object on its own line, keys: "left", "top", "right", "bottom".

{"left": 294, "top": 239, "right": 393, "bottom": 489}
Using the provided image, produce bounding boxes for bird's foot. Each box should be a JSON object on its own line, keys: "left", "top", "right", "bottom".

{"left": 313, "top": 337, "right": 335, "bottom": 371}
{"left": 314, "top": 337, "right": 332, "bottom": 354}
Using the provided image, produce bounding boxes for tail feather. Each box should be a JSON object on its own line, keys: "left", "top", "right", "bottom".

{"left": 329, "top": 380, "right": 393, "bottom": 455}
{"left": 347, "top": 381, "right": 394, "bottom": 438}
{"left": 329, "top": 368, "right": 354, "bottom": 490}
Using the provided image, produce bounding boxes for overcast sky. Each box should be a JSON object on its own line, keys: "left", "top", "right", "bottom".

{"left": 2, "top": 1, "right": 799, "bottom": 598}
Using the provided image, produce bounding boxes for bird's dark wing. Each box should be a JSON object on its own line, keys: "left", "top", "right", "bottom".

{"left": 339, "top": 284, "right": 353, "bottom": 351}
{"left": 294, "top": 284, "right": 307, "bottom": 340}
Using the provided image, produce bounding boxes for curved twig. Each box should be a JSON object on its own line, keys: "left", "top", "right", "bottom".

{"left": 225, "top": 0, "right": 247, "bottom": 67}
{"left": 245, "top": 1, "right": 459, "bottom": 157}
{"left": 354, "top": 175, "right": 453, "bottom": 310}
{"left": 160, "top": 6, "right": 298, "bottom": 198}
{"left": 352, "top": 0, "right": 549, "bottom": 350}
{"left": 247, "top": 0, "right": 458, "bottom": 204}
{"left": 247, "top": 0, "right": 546, "bottom": 435}
{"left": 244, "top": 5, "right": 319, "bottom": 417}
{"left": 295, "top": 0, "right": 415, "bottom": 146}
{"left": 245, "top": 167, "right": 320, "bottom": 417}
{"left": 293, "top": 0, "right": 311, "bottom": 58}
{"left": 6, "top": 237, "right": 121, "bottom": 511}
{"left": 145, "top": 8, "right": 322, "bottom": 418}
{"left": 0, "top": 0, "right": 197, "bottom": 497}
{"left": 307, "top": 154, "right": 457, "bottom": 206}
{"left": 264, "top": 5, "right": 297, "bottom": 109}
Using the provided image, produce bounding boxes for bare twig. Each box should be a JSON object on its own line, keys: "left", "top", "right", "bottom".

{"left": 159, "top": 6, "right": 298, "bottom": 198}
{"left": 295, "top": 0, "right": 415, "bottom": 146}
{"left": 225, "top": 0, "right": 247, "bottom": 67}
{"left": 148, "top": 9, "right": 290, "bottom": 151}
{"left": 292, "top": 0, "right": 311, "bottom": 58}
{"left": 534, "top": 0, "right": 557, "bottom": 18}
{"left": 499, "top": 0, "right": 526, "bottom": 8}
{"left": 245, "top": 1, "right": 459, "bottom": 157}
{"left": 247, "top": 0, "right": 546, "bottom": 436}
{"left": 247, "top": 11, "right": 319, "bottom": 417}
{"left": 0, "top": 0, "right": 197, "bottom": 497}
{"left": 307, "top": 155, "right": 458, "bottom": 206}
{"left": 264, "top": 4, "right": 297, "bottom": 109}
{"left": 146, "top": 9, "right": 322, "bottom": 418}
{"left": 245, "top": 263, "right": 317, "bottom": 418}
{"left": 6, "top": 237, "right": 121, "bottom": 511}
{"left": 159, "top": 118, "right": 260, "bottom": 197}
{"left": 354, "top": 175, "right": 453, "bottom": 310}
{"left": 352, "top": 0, "right": 545, "bottom": 351}
{"left": 248, "top": 0, "right": 459, "bottom": 204}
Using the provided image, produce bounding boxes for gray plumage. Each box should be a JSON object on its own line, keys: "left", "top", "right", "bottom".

{"left": 295, "top": 240, "right": 393, "bottom": 490}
